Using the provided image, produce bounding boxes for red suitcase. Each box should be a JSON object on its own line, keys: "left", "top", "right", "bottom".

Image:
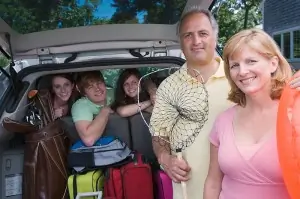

{"left": 103, "top": 152, "right": 154, "bottom": 199}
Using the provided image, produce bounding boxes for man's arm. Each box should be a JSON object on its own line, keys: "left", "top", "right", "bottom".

{"left": 74, "top": 107, "right": 111, "bottom": 146}
{"left": 116, "top": 100, "right": 152, "bottom": 117}
{"left": 150, "top": 83, "right": 172, "bottom": 163}
{"left": 72, "top": 100, "right": 111, "bottom": 146}
{"left": 152, "top": 136, "right": 171, "bottom": 166}
{"left": 144, "top": 78, "right": 158, "bottom": 105}
{"left": 144, "top": 78, "right": 157, "bottom": 94}
{"left": 150, "top": 82, "right": 191, "bottom": 182}
{"left": 152, "top": 135, "right": 190, "bottom": 182}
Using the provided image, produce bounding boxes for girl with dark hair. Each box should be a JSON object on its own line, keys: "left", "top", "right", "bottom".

{"left": 111, "top": 68, "right": 157, "bottom": 117}
{"left": 50, "top": 74, "right": 79, "bottom": 119}
{"left": 6, "top": 73, "right": 79, "bottom": 199}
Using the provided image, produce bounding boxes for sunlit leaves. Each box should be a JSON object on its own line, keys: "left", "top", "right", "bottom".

{"left": 212, "top": 0, "right": 262, "bottom": 48}
{"left": 0, "top": 0, "right": 107, "bottom": 34}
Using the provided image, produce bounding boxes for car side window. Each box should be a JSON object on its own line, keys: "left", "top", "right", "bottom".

{"left": 102, "top": 69, "right": 121, "bottom": 105}
{"left": 0, "top": 54, "right": 10, "bottom": 102}
{"left": 0, "top": 73, "right": 10, "bottom": 99}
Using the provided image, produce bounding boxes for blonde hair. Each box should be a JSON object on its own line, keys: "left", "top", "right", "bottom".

{"left": 223, "top": 28, "right": 293, "bottom": 106}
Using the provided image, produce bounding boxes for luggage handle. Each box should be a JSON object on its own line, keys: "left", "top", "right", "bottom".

{"left": 75, "top": 191, "right": 103, "bottom": 199}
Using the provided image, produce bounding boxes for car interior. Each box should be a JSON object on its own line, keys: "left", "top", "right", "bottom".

{"left": 0, "top": 58, "right": 185, "bottom": 198}
{"left": 0, "top": 0, "right": 219, "bottom": 198}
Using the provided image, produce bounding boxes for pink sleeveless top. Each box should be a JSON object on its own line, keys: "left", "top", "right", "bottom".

{"left": 209, "top": 106, "right": 290, "bottom": 199}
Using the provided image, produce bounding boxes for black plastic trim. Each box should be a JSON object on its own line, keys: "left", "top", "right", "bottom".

{"left": 0, "top": 79, "right": 30, "bottom": 115}
{"left": 0, "top": 66, "right": 10, "bottom": 79}
{"left": 17, "top": 56, "right": 185, "bottom": 80}
{"left": 6, "top": 81, "right": 30, "bottom": 113}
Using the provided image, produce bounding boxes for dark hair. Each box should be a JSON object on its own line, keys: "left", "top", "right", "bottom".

{"left": 111, "top": 68, "right": 149, "bottom": 111}
{"left": 50, "top": 73, "right": 80, "bottom": 116}
{"left": 76, "top": 71, "right": 105, "bottom": 95}
{"left": 51, "top": 73, "right": 74, "bottom": 85}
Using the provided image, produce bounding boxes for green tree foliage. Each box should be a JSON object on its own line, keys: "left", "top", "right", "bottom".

{"left": 0, "top": 55, "right": 9, "bottom": 68}
{"left": 240, "top": 0, "right": 262, "bottom": 29}
{"left": 110, "top": 0, "right": 185, "bottom": 24}
{"left": 0, "top": 0, "right": 262, "bottom": 45}
{"left": 212, "top": 0, "right": 262, "bottom": 48}
{"left": 108, "top": 0, "right": 262, "bottom": 48}
{"left": 0, "top": 0, "right": 109, "bottom": 34}
{"left": 110, "top": 0, "right": 138, "bottom": 24}
{"left": 0, "top": 0, "right": 262, "bottom": 58}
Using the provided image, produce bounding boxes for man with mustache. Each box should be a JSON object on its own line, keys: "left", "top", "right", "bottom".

{"left": 71, "top": 71, "right": 112, "bottom": 147}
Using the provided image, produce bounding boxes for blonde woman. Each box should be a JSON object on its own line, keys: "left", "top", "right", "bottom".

{"left": 203, "top": 28, "right": 294, "bottom": 199}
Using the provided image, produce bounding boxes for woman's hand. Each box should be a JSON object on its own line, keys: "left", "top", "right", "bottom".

{"left": 54, "top": 107, "right": 64, "bottom": 119}
{"left": 150, "top": 93, "right": 156, "bottom": 105}
{"left": 148, "top": 88, "right": 157, "bottom": 105}
{"left": 290, "top": 70, "right": 300, "bottom": 90}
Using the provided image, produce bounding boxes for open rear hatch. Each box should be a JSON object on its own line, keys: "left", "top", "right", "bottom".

{"left": 0, "top": 0, "right": 217, "bottom": 111}
{"left": 0, "top": 0, "right": 216, "bottom": 59}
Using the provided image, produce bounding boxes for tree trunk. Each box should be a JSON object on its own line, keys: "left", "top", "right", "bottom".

{"left": 242, "top": 0, "right": 255, "bottom": 29}
{"left": 244, "top": 7, "right": 249, "bottom": 29}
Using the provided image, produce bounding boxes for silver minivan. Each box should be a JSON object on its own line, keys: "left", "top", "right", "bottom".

{"left": 0, "top": 0, "right": 218, "bottom": 198}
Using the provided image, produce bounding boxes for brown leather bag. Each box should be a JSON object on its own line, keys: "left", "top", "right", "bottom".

{"left": 3, "top": 89, "right": 70, "bottom": 199}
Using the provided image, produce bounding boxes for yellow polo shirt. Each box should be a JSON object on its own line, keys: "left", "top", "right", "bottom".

{"left": 150, "top": 57, "right": 233, "bottom": 199}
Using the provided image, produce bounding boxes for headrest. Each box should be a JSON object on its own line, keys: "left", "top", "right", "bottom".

{"left": 36, "top": 75, "right": 53, "bottom": 90}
